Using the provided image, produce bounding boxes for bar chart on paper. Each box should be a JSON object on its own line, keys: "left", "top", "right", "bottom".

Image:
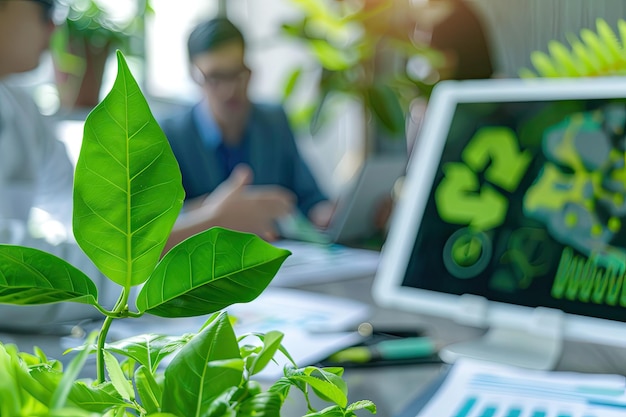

{"left": 415, "top": 359, "right": 626, "bottom": 417}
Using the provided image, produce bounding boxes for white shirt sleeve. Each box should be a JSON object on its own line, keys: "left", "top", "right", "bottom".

{"left": 0, "top": 83, "right": 119, "bottom": 331}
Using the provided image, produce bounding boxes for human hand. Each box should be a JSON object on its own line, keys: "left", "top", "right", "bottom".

{"left": 308, "top": 200, "right": 336, "bottom": 229}
{"left": 202, "top": 165, "right": 296, "bottom": 241}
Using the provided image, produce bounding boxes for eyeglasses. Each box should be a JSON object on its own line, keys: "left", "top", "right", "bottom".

{"left": 192, "top": 65, "right": 251, "bottom": 91}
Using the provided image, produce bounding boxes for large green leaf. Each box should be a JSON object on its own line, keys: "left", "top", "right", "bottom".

{"left": 161, "top": 312, "right": 243, "bottom": 416}
{"left": 0, "top": 245, "right": 97, "bottom": 305}
{"left": 73, "top": 50, "right": 185, "bottom": 287}
{"left": 135, "top": 228, "right": 290, "bottom": 317}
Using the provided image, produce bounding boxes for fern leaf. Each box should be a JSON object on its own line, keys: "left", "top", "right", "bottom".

{"left": 618, "top": 19, "right": 626, "bottom": 54}
{"left": 580, "top": 28, "right": 612, "bottom": 69}
{"left": 518, "top": 67, "right": 538, "bottom": 79}
{"left": 524, "top": 18, "right": 626, "bottom": 78}
{"left": 568, "top": 35, "right": 602, "bottom": 75}
{"left": 530, "top": 51, "right": 560, "bottom": 77}
{"left": 547, "top": 40, "right": 582, "bottom": 76}
{"left": 596, "top": 19, "right": 623, "bottom": 62}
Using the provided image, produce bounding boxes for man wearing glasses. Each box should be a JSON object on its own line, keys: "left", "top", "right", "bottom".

{"left": 0, "top": 0, "right": 118, "bottom": 329}
{"left": 161, "top": 18, "right": 335, "bottom": 244}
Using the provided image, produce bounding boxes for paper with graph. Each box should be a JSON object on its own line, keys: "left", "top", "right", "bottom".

{"left": 415, "top": 359, "right": 626, "bottom": 417}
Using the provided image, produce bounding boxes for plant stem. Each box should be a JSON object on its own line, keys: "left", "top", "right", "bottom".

{"left": 96, "top": 315, "right": 114, "bottom": 383}
{"left": 96, "top": 288, "right": 130, "bottom": 383}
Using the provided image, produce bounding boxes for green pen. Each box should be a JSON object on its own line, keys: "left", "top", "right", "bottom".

{"left": 327, "top": 337, "right": 437, "bottom": 364}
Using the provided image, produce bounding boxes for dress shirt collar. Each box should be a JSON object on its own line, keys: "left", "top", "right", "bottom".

{"left": 192, "top": 99, "right": 222, "bottom": 150}
{"left": 192, "top": 99, "right": 257, "bottom": 150}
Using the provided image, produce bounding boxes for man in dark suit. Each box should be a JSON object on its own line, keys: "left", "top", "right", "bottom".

{"left": 161, "top": 18, "right": 334, "bottom": 245}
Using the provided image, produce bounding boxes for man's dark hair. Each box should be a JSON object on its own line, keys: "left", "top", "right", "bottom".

{"left": 187, "top": 18, "right": 245, "bottom": 61}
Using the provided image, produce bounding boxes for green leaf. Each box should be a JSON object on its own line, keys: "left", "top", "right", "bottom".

{"left": 0, "top": 245, "right": 98, "bottom": 305}
{"left": 290, "top": 0, "right": 347, "bottom": 39}
{"left": 309, "top": 89, "right": 331, "bottom": 135}
{"left": 288, "top": 367, "right": 348, "bottom": 408}
{"left": 73, "top": 50, "right": 185, "bottom": 288}
{"left": 47, "top": 407, "right": 103, "bottom": 417}
{"left": 268, "top": 377, "right": 293, "bottom": 399}
{"left": 68, "top": 381, "right": 127, "bottom": 413}
{"left": 238, "top": 391, "right": 284, "bottom": 417}
{"left": 23, "top": 364, "right": 63, "bottom": 405}
{"left": 202, "top": 386, "right": 238, "bottom": 417}
{"left": 366, "top": 83, "right": 406, "bottom": 135}
{"left": 103, "top": 351, "right": 134, "bottom": 402}
{"left": 580, "top": 27, "right": 612, "bottom": 69}
{"left": 568, "top": 36, "right": 601, "bottom": 75}
{"left": 136, "top": 228, "right": 290, "bottom": 317}
{"left": 50, "top": 331, "right": 98, "bottom": 410}
{"left": 141, "top": 414, "right": 179, "bottom": 417}
{"left": 529, "top": 51, "right": 560, "bottom": 77}
{"left": 596, "top": 19, "right": 623, "bottom": 62}
{"left": 135, "top": 365, "right": 162, "bottom": 415}
{"left": 304, "top": 405, "right": 344, "bottom": 417}
{"left": 0, "top": 344, "right": 23, "bottom": 416}
{"left": 105, "top": 333, "right": 191, "bottom": 373}
{"left": 347, "top": 399, "right": 377, "bottom": 414}
{"left": 309, "top": 39, "right": 352, "bottom": 71}
{"left": 518, "top": 67, "right": 538, "bottom": 78}
{"left": 245, "top": 331, "right": 284, "bottom": 376}
{"left": 282, "top": 67, "right": 303, "bottom": 102}
{"left": 619, "top": 19, "right": 626, "bottom": 55}
{"left": 161, "top": 312, "right": 244, "bottom": 416}
{"left": 546, "top": 41, "right": 581, "bottom": 77}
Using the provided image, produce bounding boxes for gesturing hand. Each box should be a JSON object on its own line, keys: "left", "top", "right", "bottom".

{"left": 202, "top": 164, "right": 296, "bottom": 240}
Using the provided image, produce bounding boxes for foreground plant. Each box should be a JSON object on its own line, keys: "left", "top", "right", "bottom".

{"left": 0, "top": 51, "right": 376, "bottom": 417}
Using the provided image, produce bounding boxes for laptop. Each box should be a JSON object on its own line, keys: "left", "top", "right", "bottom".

{"left": 278, "top": 154, "right": 407, "bottom": 245}
{"left": 272, "top": 154, "right": 407, "bottom": 287}
{"left": 372, "top": 77, "right": 626, "bottom": 371}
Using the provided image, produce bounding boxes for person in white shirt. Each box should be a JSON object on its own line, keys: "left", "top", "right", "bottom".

{"left": 0, "top": 0, "right": 117, "bottom": 331}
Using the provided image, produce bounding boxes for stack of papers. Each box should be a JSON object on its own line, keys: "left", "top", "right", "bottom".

{"left": 108, "top": 288, "right": 371, "bottom": 380}
{"left": 271, "top": 240, "right": 380, "bottom": 287}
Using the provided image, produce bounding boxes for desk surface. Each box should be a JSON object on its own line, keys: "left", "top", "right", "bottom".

{"left": 4, "top": 275, "right": 626, "bottom": 417}
{"left": 282, "top": 276, "right": 626, "bottom": 416}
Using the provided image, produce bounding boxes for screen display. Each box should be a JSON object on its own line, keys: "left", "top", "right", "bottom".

{"left": 402, "top": 98, "right": 626, "bottom": 322}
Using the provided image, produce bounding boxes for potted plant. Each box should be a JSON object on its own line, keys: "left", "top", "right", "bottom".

{"left": 51, "top": 0, "right": 151, "bottom": 110}
{"left": 279, "top": 0, "right": 440, "bottom": 154}
{"left": 0, "top": 51, "right": 376, "bottom": 417}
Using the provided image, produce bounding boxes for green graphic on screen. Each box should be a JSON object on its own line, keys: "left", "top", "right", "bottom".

{"left": 523, "top": 106, "right": 626, "bottom": 305}
{"left": 435, "top": 126, "right": 532, "bottom": 280}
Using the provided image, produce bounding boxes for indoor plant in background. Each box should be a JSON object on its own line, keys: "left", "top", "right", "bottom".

{"left": 51, "top": 0, "right": 151, "bottom": 110}
{"left": 279, "top": 0, "right": 440, "bottom": 155}
{"left": 0, "top": 51, "right": 376, "bottom": 417}
{"left": 519, "top": 18, "right": 626, "bottom": 78}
